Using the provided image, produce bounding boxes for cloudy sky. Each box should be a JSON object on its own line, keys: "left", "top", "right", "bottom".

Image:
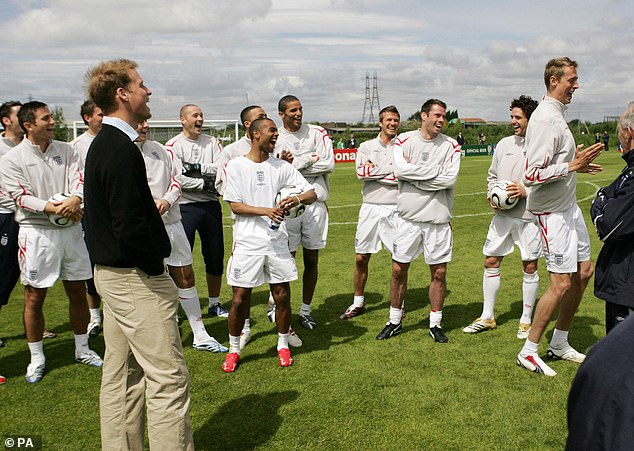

{"left": 1, "top": 0, "right": 633, "bottom": 125}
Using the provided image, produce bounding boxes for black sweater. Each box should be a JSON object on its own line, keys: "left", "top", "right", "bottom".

{"left": 84, "top": 123, "right": 170, "bottom": 276}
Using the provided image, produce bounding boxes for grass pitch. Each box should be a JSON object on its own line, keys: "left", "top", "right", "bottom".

{"left": 0, "top": 151, "right": 624, "bottom": 450}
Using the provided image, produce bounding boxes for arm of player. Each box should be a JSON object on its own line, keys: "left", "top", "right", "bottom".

{"left": 393, "top": 141, "right": 444, "bottom": 181}
{"left": 0, "top": 154, "right": 48, "bottom": 213}
{"left": 524, "top": 125, "right": 571, "bottom": 186}
{"left": 591, "top": 172, "right": 634, "bottom": 242}
{"left": 355, "top": 144, "right": 394, "bottom": 181}
{"left": 229, "top": 201, "right": 286, "bottom": 223}
{"left": 161, "top": 147, "right": 181, "bottom": 207}
{"left": 198, "top": 139, "right": 223, "bottom": 176}
{"left": 405, "top": 147, "right": 462, "bottom": 191}
{"left": 299, "top": 129, "right": 335, "bottom": 175}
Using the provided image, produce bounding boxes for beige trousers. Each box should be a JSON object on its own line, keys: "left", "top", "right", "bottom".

{"left": 95, "top": 265, "right": 194, "bottom": 451}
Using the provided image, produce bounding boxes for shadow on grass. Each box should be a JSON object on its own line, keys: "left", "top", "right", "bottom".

{"left": 193, "top": 390, "right": 299, "bottom": 450}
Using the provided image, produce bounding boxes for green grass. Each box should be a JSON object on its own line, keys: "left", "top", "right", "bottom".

{"left": 0, "top": 151, "right": 626, "bottom": 450}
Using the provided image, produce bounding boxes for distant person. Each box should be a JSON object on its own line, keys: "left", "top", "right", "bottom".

{"left": 336, "top": 138, "right": 344, "bottom": 149}
{"left": 594, "top": 132, "right": 600, "bottom": 144}
{"left": 456, "top": 131, "right": 465, "bottom": 146}
{"left": 70, "top": 99, "right": 104, "bottom": 337}
{"left": 340, "top": 105, "right": 400, "bottom": 320}
{"left": 166, "top": 104, "right": 228, "bottom": 318}
{"left": 348, "top": 134, "right": 356, "bottom": 148}
{"left": 84, "top": 59, "right": 194, "bottom": 449}
{"left": 479, "top": 132, "right": 486, "bottom": 144}
{"left": 591, "top": 102, "right": 634, "bottom": 333}
{"left": 517, "top": 57, "right": 603, "bottom": 377}
{"left": 0, "top": 101, "right": 103, "bottom": 383}
{"left": 221, "top": 117, "right": 316, "bottom": 372}
{"left": 463, "top": 95, "right": 541, "bottom": 339}
{"left": 376, "top": 99, "right": 461, "bottom": 343}
{"left": 602, "top": 130, "right": 610, "bottom": 151}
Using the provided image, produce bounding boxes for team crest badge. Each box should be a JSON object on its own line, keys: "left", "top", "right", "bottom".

{"left": 233, "top": 267, "right": 241, "bottom": 279}
{"left": 293, "top": 143, "right": 300, "bottom": 151}
{"left": 53, "top": 156, "right": 64, "bottom": 165}
{"left": 151, "top": 151, "right": 160, "bottom": 160}
{"left": 28, "top": 270, "right": 38, "bottom": 280}
{"left": 256, "top": 171, "right": 265, "bottom": 183}
{"left": 0, "top": 234, "right": 7, "bottom": 246}
{"left": 421, "top": 152, "right": 429, "bottom": 162}
{"left": 554, "top": 254, "right": 564, "bottom": 266}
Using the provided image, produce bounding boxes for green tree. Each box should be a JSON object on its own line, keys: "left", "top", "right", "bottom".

{"left": 52, "top": 106, "right": 70, "bottom": 142}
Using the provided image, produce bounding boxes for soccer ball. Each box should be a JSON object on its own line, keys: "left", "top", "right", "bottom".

{"left": 275, "top": 185, "right": 306, "bottom": 218}
{"left": 46, "top": 192, "right": 75, "bottom": 227}
{"left": 488, "top": 181, "right": 519, "bottom": 210}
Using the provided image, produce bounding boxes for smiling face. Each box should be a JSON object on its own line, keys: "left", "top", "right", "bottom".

{"left": 25, "top": 107, "right": 55, "bottom": 145}
{"left": 136, "top": 120, "right": 149, "bottom": 142}
{"left": 254, "top": 118, "right": 279, "bottom": 154}
{"left": 379, "top": 111, "right": 400, "bottom": 141}
{"left": 279, "top": 100, "right": 303, "bottom": 132}
{"left": 510, "top": 107, "right": 529, "bottom": 137}
{"left": 122, "top": 69, "right": 152, "bottom": 124}
{"left": 549, "top": 65, "right": 578, "bottom": 105}
{"left": 181, "top": 105, "right": 204, "bottom": 139}
{"left": 420, "top": 104, "right": 446, "bottom": 139}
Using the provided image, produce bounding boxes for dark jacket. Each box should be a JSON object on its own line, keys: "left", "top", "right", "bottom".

{"left": 590, "top": 150, "right": 634, "bottom": 307}
{"left": 84, "top": 123, "right": 170, "bottom": 276}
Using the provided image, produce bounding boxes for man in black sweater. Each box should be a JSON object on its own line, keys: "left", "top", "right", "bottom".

{"left": 84, "top": 59, "right": 194, "bottom": 450}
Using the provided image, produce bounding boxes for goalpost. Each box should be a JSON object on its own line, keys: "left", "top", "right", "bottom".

{"left": 71, "top": 119, "right": 240, "bottom": 144}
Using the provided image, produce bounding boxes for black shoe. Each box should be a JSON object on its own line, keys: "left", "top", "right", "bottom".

{"left": 376, "top": 322, "right": 402, "bottom": 340}
{"left": 429, "top": 326, "right": 449, "bottom": 343}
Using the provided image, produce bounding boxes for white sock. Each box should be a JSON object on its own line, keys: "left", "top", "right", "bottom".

{"left": 242, "top": 318, "right": 251, "bottom": 334}
{"left": 481, "top": 267, "right": 500, "bottom": 319}
{"left": 28, "top": 341, "right": 45, "bottom": 366}
{"left": 277, "top": 332, "right": 289, "bottom": 351}
{"left": 179, "top": 287, "right": 212, "bottom": 344}
{"left": 89, "top": 308, "right": 101, "bottom": 323}
{"left": 389, "top": 307, "right": 402, "bottom": 324}
{"left": 521, "top": 271, "right": 539, "bottom": 324}
{"left": 353, "top": 295, "right": 364, "bottom": 308}
{"left": 74, "top": 334, "right": 90, "bottom": 356}
{"left": 300, "top": 303, "right": 311, "bottom": 316}
{"left": 521, "top": 339, "right": 539, "bottom": 356}
{"left": 208, "top": 296, "right": 220, "bottom": 307}
{"left": 550, "top": 328, "right": 569, "bottom": 348}
{"left": 229, "top": 335, "right": 241, "bottom": 354}
{"left": 429, "top": 310, "right": 443, "bottom": 329}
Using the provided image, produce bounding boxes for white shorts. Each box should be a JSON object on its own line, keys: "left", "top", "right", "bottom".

{"left": 18, "top": 225, "right": 92, "bottom": 288}
{"left": 355, "top": 203, "right": 398, "bottom": 254}
{"left": 535, "top": 204, "right": 591, "bottom": 273}
{"left": 286, "top": 201, "right": 328, "bottom": 252}
{"left": 392, "top": 217, "right": 452, "bottom": 265}
{"left": 164, "top": 221, "right": 193, "bottom": 267}
{"left": 482, "top": 215, "right": 542, "bottom": 261}
{"left": 226, "top": 253, "right": 298, "bottom": 288}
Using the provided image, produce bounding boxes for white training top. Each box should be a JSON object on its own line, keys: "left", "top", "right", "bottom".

{"left": 523, "top": 96, "right": 576, "bottom": 213}
{"left": 165, "top": 132, "right": 223, "bottom": 204}
{"left": 223, "top": 155, "right": 313, "bottom": 255}
{"left": 215, "top": 135, "right": 251, "bottom": 195}
{"left": 274, "top": 123, "right": 334, "bottom": 201}
{"left": 393, "top": 130, "right": 461, "bottom": 224}
{"left": 0, "top": 139, "right": 83, "bottom": 228}
{"left": 355, "top": 134, "right": 398, "bottom": 205}
{"left": 0, "top": 136, "right": 18, "bottom": 213}
{"left": 488, "top": 135, "right": 532, "bottom": 220}
{"left": 70, "top": 131, "right": 96, "bottom": 172}
{"left": 136, "top": 140, "right": 182, "bottom": 225}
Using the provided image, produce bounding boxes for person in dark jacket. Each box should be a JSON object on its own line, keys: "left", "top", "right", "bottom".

{"left": 84, "top": 59, "right": 194, "bottom": 450}
{"left": 590, "top": 102, "right": 634, "bottom": 333}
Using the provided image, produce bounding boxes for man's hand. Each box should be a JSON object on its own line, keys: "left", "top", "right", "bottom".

{"left": 47, "top": 195, "right": 83, "bottom": 221}
{"left": 506, "top": 181, "right": 526, "bottom": 199}
{"left": 154, "top": 198, "right": 170, "bottom": 215}
{"left": 265, "top": 207, "right": 286, "bottom": 224}
{"left": 569, "top": 143, "right": 604, "bottom": 173}
{"left": 280, "top": 150, "right": 294, "bottom": 164}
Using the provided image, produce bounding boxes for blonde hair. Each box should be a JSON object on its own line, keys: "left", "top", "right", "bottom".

{"left": 85, "top": 59, "right": 138, "bottom": 114}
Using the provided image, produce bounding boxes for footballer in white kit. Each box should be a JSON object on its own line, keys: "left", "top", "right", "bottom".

{"left": 274, "top": 95, "right": 334, "bottom": 330}
{"left": 340, "top": 105, "right": 400, "bottom": 320}
{"left": 463, "top": 96, "right": 542, "bottom": 340}
{"left": 136, "top": 121, "right": 227, "bottom": 353}
{"left": 221, "top": 117, "right": 316, "bottom": 373}
{"left": 0, "top": 101, "right": 102, "bottom": 383}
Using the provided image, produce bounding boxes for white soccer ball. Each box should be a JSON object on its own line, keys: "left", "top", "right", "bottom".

{"left": 275, "top": 185, "right": 306, "bottom": 218}
{"left": 47, "top": 192, "right": 75, "bottom": 227}
{"left": 488, "top": 181, "right": 519, "bottom": 211}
